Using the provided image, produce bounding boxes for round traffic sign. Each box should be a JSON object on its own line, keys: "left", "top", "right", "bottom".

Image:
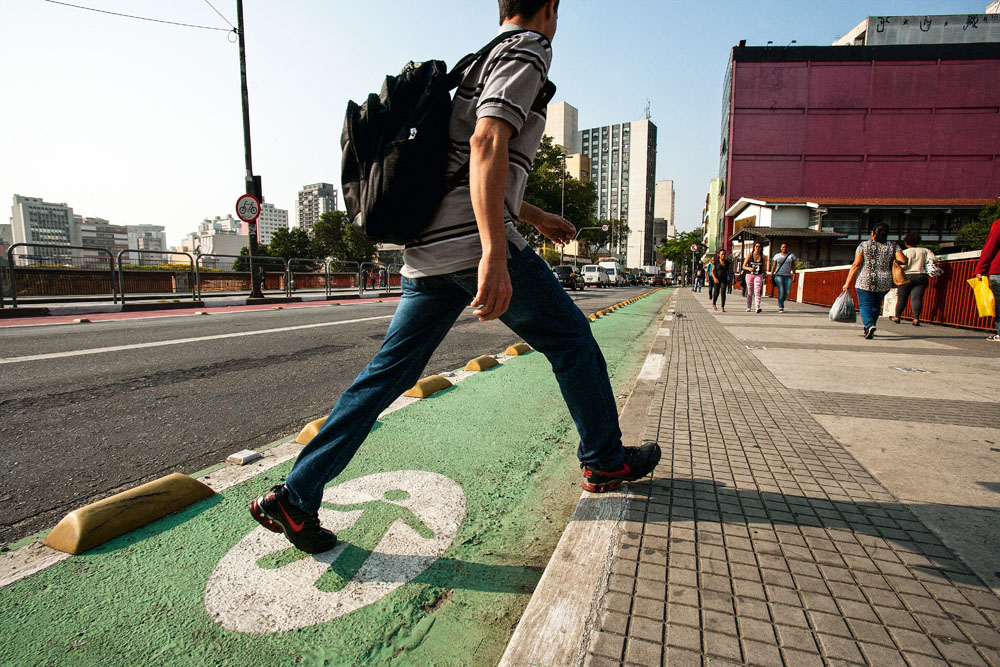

{"left": 690, "top": 244, "right": 699, "bottom": 252}
{"left": 236, "top": 194, "right": 261, "bottom": 223}
{"left": 601, "top": 224, "right": 610, "bottom": 232}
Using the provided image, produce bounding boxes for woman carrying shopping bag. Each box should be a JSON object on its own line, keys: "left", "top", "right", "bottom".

{"left": 891, "top": 233, "right": 937, "bottom": 326}
{"left": 842, "top": 224, "right": 907, "bottom": 339}
{"left": 973, "top": 216, "right": 1000, "bottom": 341}
{"left": 742, "top": 242, "right": 766, "bottom": 313}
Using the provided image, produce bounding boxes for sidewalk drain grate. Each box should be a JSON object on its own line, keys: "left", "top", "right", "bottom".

{"left": 892, "top": 367, "right": 930, "bottom": 373}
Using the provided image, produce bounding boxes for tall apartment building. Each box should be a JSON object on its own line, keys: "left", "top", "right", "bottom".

{"left": 545, "top": 104, "right": 658, "bottom": 269}
{"left": 297, "top": 183, "right": 338, "bottom": 236}
{"left": 10, "top": 195, "right": 79, "bottom": 263}
{"left": 127, "top": 224, "right": 168, "bottom": 265}
{"left": 244, "top": 203, "right": 288, "bottom": 246}
{"left": 653, "top": 180, "right": 676, "bottom": 245}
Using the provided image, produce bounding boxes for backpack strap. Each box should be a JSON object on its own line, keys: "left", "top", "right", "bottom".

{"left": 445, "top": 29, "right": 533, "bottom": 89}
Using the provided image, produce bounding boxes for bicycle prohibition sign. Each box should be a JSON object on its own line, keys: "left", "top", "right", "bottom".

{"left": 235, "top": 193, "right": 261, "bottom": 223}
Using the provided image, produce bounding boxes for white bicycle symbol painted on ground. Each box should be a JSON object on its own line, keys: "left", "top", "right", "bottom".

{"left": 204, "top": 470, "right": 466, "bottom": 633}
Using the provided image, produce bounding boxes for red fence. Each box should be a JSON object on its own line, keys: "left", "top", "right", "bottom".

{"left": 798, "top": 253, "right": 995, "bottom": 331}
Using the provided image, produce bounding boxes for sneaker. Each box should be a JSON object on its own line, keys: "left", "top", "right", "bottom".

{"left": 582, "top": 442, "right": 662, "bottom": 493}
{"left": 988, "top": 334, "right": 1000, "bottom": 341}
{"left": 778, "top": 308, "right": 784, "bottom": 313}
{"left": 746, "top": 307, "right": 751, "bottom": 312}
{"left": 250, "top": 485, "right": 337, "bottom": 554}
{"left": 756, "top": 308, "right": 762, "bottom": 313}
{"left": 864, "top": 327, "right": 876, "bottom": 340}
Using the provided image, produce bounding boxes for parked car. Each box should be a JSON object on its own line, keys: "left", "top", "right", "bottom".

{"left": 552, "top": 264, "right": 585, "bottom": 291}
{"left": 582, "top": 264, "right": 611, "bottom": 288}
{"left": 650, "top": 275, "right": 665, "bottom": 287}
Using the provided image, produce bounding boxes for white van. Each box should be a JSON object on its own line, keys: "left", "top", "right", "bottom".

{"left": 598, "top": 260, "right": 625, "bottom": 286}
{"left": 582, "top": 264, "right": 610, "bottom": 287}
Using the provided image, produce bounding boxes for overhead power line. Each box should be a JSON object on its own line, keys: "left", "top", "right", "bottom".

{"left": 41, "top": 0, "right": 234, "bottom": 32}
{"left": 203, "top": 0, "right": 236, "bottom": 30}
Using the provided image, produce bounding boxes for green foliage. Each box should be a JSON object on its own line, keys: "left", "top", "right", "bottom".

{"left": 267, "top": 227, "right": 315, "bottom": 261}
{"left": 956, "top": 201, "right": 1000, "bottom": 250}
{"left": 657, "top": 230, "right": 705, "bottom": 268}
{"left": 540, "top": 248, "right": 562, "bottom": 266}
{"left": 519, "top": 135, "right": 598, "bottom": 248}
{"left": 313, "top": 211, "right": 377, "bottom": 264}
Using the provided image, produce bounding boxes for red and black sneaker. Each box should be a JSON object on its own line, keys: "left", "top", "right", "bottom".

{"left": 250, "top": 484, "right": 337, "bottom": 554}
{"left": 582, "top": 442, "right": 662, "bottom": 493}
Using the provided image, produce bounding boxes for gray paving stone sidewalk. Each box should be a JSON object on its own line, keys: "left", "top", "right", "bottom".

{"left": 585, "top": 290, "right": 1000, "bottom": 667}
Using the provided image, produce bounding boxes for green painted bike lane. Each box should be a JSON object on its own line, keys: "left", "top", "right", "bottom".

{"left": 1, "top": 289, "right": 672, "bottom": 667}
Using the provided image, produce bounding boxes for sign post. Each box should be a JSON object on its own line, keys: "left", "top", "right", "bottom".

{"left": 235, "top": 193, "right": 262, "bottom": 296}
{"left": 690, "top": 243, "right": 699, "bottom": 286}
{"left": 236, "top": 0, "right": 264, "bottom": 299}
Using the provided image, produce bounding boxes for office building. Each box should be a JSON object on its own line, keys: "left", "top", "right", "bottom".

{"left": 701, "top": 179, "right": 723, "bottom": 259}
{"left": 545, "top": 104, "right": 659, "bottom": 269}
{"left": 653, "top": 180, "right": 676, "bottom": 245}
{"left": 10, "top": 195, "right": 79, "bottom": 264}
{"left": 127, "top": 224, "right": 168, "bottom": 265}
{"left": 251, "top": 203, "right": 288, "bottom": 246}
{"left": 76, "top": 216, "right": 129, "bottom": 262}
{"left": 718, "top": 36, "right": 1000, "bottom": 264}
{"left": 297, "top": 183, "right": 338, "bottom": 236}
{"left": 834, "top": 7, "right": 1000, "bottom": 46}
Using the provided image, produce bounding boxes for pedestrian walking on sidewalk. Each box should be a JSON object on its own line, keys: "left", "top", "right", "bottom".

{"left": 249, "top": 0, "right": 661, "bottom": 555}
{"left": 707, "top": 261, "right": 715, "bottom": 301}
{"left": 769, "top": 243, "right": 796, "bottom": 312}
{"left": 711, "top": 249, "right": 730, "bottom": 312}
{"left": 694, "top": 267, "right": 704, "bottom": 292}
{"left": 842, "top": 224, "right": 907, "bottom": 339}
{"left": 891, "top": 233, "right": 936, "bottom": 326}
{"left": 973, "top": 216, "right": 1000, "bottom": 341}
{"left": 743, "top": 242, "right": 766, "bottom": 312}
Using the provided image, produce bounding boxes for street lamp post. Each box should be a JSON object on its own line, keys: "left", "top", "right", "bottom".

{"left": 559, "top": 153, "right": 567, "bottom": 264}
{"left": 236, "top": 0, "right": 264, "bottom": 299}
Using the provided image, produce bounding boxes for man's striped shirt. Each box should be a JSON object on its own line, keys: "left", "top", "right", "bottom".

{"left": 401, "top": 25, "right": 552, "bottom": 278}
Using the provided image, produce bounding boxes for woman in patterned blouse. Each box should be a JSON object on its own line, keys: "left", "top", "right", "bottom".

{"left": 842, "top": 223, "right": 907, "bottom": 339}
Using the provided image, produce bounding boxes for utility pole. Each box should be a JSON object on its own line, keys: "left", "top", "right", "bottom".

{"left": 236, "top": 0, "right": 264, "bottom": 299}
{"left": 559, "top": 153, "right": 566, "bottom": 264}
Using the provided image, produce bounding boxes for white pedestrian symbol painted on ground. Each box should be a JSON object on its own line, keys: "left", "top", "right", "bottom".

{"left": 204, "top": 470, "right": 466, "bottom": 633}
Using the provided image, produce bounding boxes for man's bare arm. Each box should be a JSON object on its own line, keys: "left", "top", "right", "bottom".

{"left": 469, "top": 117, "right": 514, "bottom": 321}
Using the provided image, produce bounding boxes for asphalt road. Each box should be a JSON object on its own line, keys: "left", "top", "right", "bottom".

{"left": 0, "top": 286, "right": 647, "bottom": 545}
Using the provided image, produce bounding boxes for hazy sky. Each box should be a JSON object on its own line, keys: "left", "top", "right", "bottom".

{"left": 1, "top": 0, "right": 991, "bottom": 245}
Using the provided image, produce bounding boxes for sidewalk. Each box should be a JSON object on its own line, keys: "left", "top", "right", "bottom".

{"left": 581, "top": 290, "right": 1000, "bottom": 666}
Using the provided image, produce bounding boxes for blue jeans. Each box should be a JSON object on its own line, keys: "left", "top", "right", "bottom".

{"left": 284, "top": 243, "right": 626, "bottom": 512}
{"left": 856, "top": 289, "right": 887, "bottom": 332}
{"left": 774, "top": 275, "right": 792, "bottom": 309}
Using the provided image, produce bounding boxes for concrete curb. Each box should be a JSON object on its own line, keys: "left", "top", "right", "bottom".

{"left": 499, "top": 288, "right": 676, "bottom": 667}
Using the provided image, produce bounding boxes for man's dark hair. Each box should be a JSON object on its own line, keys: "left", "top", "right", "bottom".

{"left": 499, "top": 0, "right": 557, "bottom": 23}
{"left": 904, "top": 232, "right": 921, "bottom": 247}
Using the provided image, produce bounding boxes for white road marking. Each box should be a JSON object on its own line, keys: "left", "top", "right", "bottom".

{"left": 0, "top": 315, "right": 396, "bottom": 365}
{"left": 204, "top": 470, "right": 466, "bottom": 633}
{"left": 637, "top": 353, "right": 665, "bottom": 380}
{"left": 658, "top": 328, "right": 671, "bottom": 337}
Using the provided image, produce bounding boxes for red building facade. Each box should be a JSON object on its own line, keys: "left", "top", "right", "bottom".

{"left": 720, "top": 43, "right": 1000, "bottom": 255}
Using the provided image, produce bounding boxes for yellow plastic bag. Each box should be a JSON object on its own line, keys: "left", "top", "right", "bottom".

{"left": 967, "top": 277, "right": 996, "bottom": 318}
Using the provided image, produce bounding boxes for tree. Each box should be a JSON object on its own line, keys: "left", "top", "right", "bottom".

{"left": 956, "top": 201, "right": 1000, "bottom": 250}
{"left": 312, "top": 210, "right": 377, "bottom": 264}
{"left": 520, "top": 135, "right": 598, "bottom": 248}
{"left": 267, "top": 227, "right": 316, "bottom": 261}
{"left": 658, "top": 230, "right": 705, "bottom": 271}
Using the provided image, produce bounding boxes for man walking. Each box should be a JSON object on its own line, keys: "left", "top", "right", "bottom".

{"left": 250, "top": 0, "right": 660, "bottom": 554}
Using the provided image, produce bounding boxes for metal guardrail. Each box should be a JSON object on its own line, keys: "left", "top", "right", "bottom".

{"left": 359, "top": 262, "right": 389, "bottom": 297}
{"left": 287, "top": 257, "right": 327, "bottom": 297}
{"left": 6, "top": 243, "right": 117, "bottom": 308}
{"left": 116, "top": 250, "right": 196, "bottom": 305}
{"left": 325, "top": 261, "right": 360, "bottom": 298}
{"left": 194, "top": 254, "right": 287, "bottom": 300}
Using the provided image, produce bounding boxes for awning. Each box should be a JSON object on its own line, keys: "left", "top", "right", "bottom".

{"left": 729, "top": 226, "right": 845, "bottom": 242}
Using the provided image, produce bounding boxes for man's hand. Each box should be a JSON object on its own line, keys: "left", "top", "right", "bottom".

{"left": 532, "top": 211, "right": 576, "bottom": 245}
{"left": 470, "top": 254, "right": 512, "bottom": 321}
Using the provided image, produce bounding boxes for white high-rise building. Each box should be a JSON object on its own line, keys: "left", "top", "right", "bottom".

{"left": 127, "top": 224, "right": 168, "bottom": 265}
{"left": 654, "top": 180, "right": 676, "bottom": 246}
{"left": 10, "top": 195, "right": 79, "bottom": 263}
{"left": 545, "top": 105, "right": 658, "bottom": 269}
{"left": 255, "top": 203, "right": 288, "bottom": 246}
{"left": 296, "top": 183, "right": 338, "bottom": 236}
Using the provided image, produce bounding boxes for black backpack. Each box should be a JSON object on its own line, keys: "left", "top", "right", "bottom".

{"left": 340, "top": 31, "right": 533, "bottom": 245}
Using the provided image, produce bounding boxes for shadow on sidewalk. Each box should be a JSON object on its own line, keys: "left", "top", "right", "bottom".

{"left": 573, "top": 477, "right": 996, "bottom": 591}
